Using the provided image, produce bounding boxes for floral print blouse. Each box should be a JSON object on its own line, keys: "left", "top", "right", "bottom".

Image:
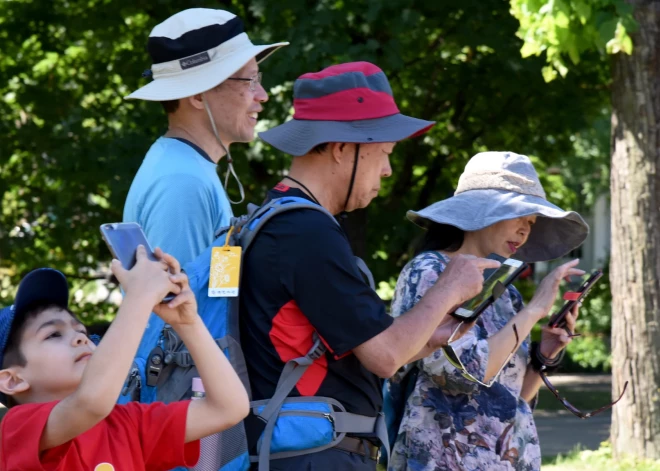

{"left": 386, "top": 251, "right": 540, "bottom": 471}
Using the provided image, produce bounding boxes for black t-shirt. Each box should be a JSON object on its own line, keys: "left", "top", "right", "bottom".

{"left": 239, "top": 186, "right": 394, "bottom": 417}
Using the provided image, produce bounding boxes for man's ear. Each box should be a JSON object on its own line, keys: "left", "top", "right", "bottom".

{"left": 187, "top": 93, "right": 206, "bottom": 111}
{"left": 330, "top": 142, "right": 347, "bottom": 164}
{"left": 0, "top": 368, "right": 30, "bottom": 398}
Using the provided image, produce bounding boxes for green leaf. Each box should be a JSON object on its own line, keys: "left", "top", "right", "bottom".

{"left": 574, "top": 1, "right": 591, "bottom": 24}
{"left": 541, "top": 65, "right": 558, "bottom": 82}
{"left": 598, "top": 18, "right": 619, "bottom": 44}
{"left": 622, "top": 33, "right": 633, "bottom": 55}
{"left": 521, "top": 40, "right": 541, "bottom": 57}
{"left": 567, "top": 39, "right": 580, "bottom": 64}
{"left": 509, "top": 0, "right": 636, "bottom": 78}
{"left": 554, "top": 10, "right": 570, "bottom": 29}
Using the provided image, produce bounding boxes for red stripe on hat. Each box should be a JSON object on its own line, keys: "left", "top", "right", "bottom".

{"left": 293, "top": 88, "right": 399, "bottom": 121}
{"left": 410, "top": 123, "right": 435, "bottom": 138}
{"left": 298, "top": 61, "right": 383, "bottom": 81}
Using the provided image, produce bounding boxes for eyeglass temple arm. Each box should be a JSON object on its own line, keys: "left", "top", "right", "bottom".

{"left": 580, "top": 381, "right": 629, "bottom": 419}
{"left": 542, "top": 373, "right": 629, "bottom": 419}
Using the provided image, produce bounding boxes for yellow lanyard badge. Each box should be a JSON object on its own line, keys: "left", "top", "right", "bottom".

{"left": 208, "top": 227, "right": 242, "bottom": 297}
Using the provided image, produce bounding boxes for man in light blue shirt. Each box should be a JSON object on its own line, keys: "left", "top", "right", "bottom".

{"left": 123, "top": 8, "right": 287, "bottom": 265}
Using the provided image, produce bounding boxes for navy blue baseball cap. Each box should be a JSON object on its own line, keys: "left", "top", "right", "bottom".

{"left": 0, "top": 268, "right": 69, "bottom": 371}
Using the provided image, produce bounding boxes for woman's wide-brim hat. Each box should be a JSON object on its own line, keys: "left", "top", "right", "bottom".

{"left": 407, "top": 152, "right": 589, "bottom": 262}
{"left": 258, "top": 62, "right": 435, "bottom": 156}
{"left": 126, "top": 9, "right": 288, "bottom": 101}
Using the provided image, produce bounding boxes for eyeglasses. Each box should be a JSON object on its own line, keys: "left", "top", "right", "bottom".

{"left": 227, "top": 72, "right": 262, "bottom": 92}
{"left": 442, "top": 323, "right": 519, "bottom": 387}
{"left": 539, "top": 367, "right": 628, "bottom": 419}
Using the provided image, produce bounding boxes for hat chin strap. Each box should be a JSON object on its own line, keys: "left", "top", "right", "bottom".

{"left": 339, "top": 144, "right": 361, "bottom": 219}
{"left": 202, "top": 94, "right": 246, "bottom": 205}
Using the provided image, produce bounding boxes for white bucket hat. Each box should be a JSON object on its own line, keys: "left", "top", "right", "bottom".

{"left": 126, "top": 8, "right": 288, "bottom": 101}
{"left": 407, "top": 151, "right": 589, "bottom": 262}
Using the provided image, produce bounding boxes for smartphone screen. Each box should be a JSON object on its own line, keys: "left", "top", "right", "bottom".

{"left": 100, "top": 223, "right": 159, "bottom": 270}
{"left": 454, "top": 259, "right": 525, "bottom": 319}
{"left": 100, "top": 223, "right": 175, "bottom": 303}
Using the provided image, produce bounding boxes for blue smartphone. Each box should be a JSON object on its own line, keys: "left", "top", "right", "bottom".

{"left": 100, "top": 222, "right": 176, "bottom": 303}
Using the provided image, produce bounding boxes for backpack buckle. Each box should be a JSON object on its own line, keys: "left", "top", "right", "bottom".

{"left": 146, "top": 346, "right": 165, "bottom": 387}
{"left": 308, "top": 335, "right": 326, "bottom": 360}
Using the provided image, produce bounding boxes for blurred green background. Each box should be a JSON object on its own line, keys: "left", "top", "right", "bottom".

{"left": 0, "top": 0, "right": 622, "bottom": 372}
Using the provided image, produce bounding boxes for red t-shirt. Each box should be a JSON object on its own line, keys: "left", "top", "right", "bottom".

{"left": 0, "top": 400, "right": 200, "bottom": 471}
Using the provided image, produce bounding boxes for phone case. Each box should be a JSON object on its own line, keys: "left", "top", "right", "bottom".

{"left": 548, "top": 270, "right": 603, "bottom": 327}
{"left": 100, "top": 222, "right": 175, "bottom": 303}
{"left": 100, "top": 222, "right": 159, "bottom": 270}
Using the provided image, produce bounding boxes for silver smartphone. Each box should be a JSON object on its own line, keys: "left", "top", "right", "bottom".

{"left": 100, "top": 222, "right": 175, "bottom": 303}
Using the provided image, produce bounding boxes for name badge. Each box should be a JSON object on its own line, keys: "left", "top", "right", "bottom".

{"left": 208, "top": 246, "right": 242, "bottom": 297}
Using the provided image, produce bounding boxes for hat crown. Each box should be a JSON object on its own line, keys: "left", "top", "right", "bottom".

{"left": 291, "top": 61, "right": 400, "bottom": 122}
{"left": 294, "top": 62, "right": 392, "bottom": 98}
{"left": 126, "top": 9, "right": 288, "bottom": 101}
{"left": 456, "top": 151, "right": 546, "bottom": 199}
{"left": 147, "top": 9, "right": 246, "bottom": 65}
{"left": 150, "top": 9, "right": 237, "bottom": 40}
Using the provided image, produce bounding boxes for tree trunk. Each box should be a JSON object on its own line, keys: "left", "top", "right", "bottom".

{"left": 610, "top": 0, "right": 660, "bottom": 459}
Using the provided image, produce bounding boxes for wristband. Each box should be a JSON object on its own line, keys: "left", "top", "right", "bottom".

{"left": 530, "top": 341, "right": 564, "bottom": 373}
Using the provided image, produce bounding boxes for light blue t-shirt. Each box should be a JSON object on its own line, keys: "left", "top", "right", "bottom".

{"left": 123, "top": 137, "right": 233, "bottom": 267}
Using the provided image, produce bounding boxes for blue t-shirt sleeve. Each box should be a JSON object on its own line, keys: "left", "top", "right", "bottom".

{"left": 137, "top": 174, "right": 220, "bottom": 266}
{"left": 282, "top": 211, "right": 393, "bottom": 357}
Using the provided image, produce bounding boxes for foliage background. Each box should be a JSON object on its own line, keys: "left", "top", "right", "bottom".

{"left": 0, "top": 0, "right": 616, "bottom": 369}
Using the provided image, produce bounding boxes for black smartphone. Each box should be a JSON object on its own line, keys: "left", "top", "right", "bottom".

{"left": 451, "top": 254, "right": 528, "bottom": 322}
{"left": 548, "top": 270, "right": 603, "bottom": 328}
{"left": 483, "top": 253, "right": 507, "bottom": 280}
{"left": 100, "top": 222, "right": 176, "bottom": 303}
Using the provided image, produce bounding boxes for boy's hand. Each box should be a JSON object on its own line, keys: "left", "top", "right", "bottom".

{"left": 153, "top": 248, "right": 199, "bottom": 325}
{"left": 111, "top": 245, "right": 180, "bottom": 307}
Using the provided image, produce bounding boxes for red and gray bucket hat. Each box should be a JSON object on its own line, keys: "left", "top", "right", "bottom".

{"left": 259, "top": 62, "right": 435, "bottom": 155}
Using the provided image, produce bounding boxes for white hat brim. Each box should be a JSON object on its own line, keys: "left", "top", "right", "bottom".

{"left": 126, "top": 42, "right": 288, "bottom": 101}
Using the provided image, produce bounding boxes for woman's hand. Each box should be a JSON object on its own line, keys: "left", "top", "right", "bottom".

{"left": 540, "top": 304, "right": 580, "bottom": 359}
{"left": 526, "top": 259, "right": 585, "bottom": 321}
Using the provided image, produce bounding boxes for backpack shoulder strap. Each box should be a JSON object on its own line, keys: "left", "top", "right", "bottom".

{"left": 237, "top": 196, "right": 339, "bottom": 253}
{"left": 236, "top": 197, "right": 378, "bottom": 292}
{"left": 354, "top": 256, "right": 376, "bottom": 291}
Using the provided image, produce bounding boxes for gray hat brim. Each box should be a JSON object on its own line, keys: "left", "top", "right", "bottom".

{"left": 258, "top": 114, "right": 435, "bottom": 156}
{"left": 407, "top": 189, "right": 589, "bottom": 262}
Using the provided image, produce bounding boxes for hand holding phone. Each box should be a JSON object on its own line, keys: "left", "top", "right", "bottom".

{"left": 450, "top": 254, "right": 528, "bottom": 322}
{"left": 548, "top": 270, "right": 603, "bottom": 328}
{"left": 110, "top": 245, "right": 180, "bottom": 306}
{"left": 100, "top": 223, "right": 176, "bottom": 303}
{"left": 526, "top": 259, "right": 584, "bottom": 322}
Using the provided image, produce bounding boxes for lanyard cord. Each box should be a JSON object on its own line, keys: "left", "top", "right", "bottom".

{"left": 282, "top": 176, "right": 322, "bottom": 206}
{"left": 338, "top": 143, "right": 361, "bottom": 220}
{"left": 202, "top": 94, "right": 246, "bottom": 205}
{"left": 282, "top": 143, "right": 360, "bottom": 218}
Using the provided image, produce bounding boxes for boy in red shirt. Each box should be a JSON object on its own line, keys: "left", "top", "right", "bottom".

{"left": 0, "top": 245, "right": 250, "bottom": 470}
